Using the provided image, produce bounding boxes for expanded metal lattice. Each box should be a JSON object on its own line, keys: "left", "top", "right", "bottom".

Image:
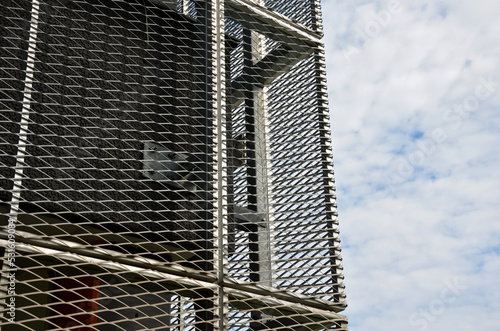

{"left": 1, "top": 0, "right": 347, "bottom": 329}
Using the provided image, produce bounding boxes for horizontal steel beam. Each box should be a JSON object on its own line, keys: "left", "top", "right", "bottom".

{"left": 225, "top": 0, "right": 323, "bottom": 48}
{"left": 0, "top": 230, "right": 347, "bottom": 313}
{"left": 229, "top": 46, "right": 313, "bottom": 108}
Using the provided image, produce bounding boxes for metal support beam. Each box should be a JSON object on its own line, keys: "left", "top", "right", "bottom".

{"left": 225, "top": 0, "right": 322, "bottom": 48}
{"left": 242, "top": 25, "right": 275, "bottom": 290}
{"left": 1, "top": 1, "right": 40, "bottom": 329}
{"left": 230, "top": 45, "right": 314, "bottom": 108}
{"left": 0, "top": 231, "right": 346, "bottom": 313}
{"left": 310, "top": 0, "right": 347, "bottom": 308}
{"left": 209, "top": 0, "right": 229, "bottom": 329}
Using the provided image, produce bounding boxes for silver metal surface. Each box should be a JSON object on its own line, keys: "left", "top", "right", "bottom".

{"left": 0, "top": 0, "right": 347, "bottom": 329}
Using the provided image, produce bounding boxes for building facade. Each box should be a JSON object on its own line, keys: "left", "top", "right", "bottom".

{"left": 0, "top": 0, "right": 347, "bottom": 329}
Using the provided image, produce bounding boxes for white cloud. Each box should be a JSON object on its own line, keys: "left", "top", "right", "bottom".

{"left": 322, "top": 0, "right": 500, "bottom": 330}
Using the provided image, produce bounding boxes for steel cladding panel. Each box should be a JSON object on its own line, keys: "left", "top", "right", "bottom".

{"left": 1, "top": 0, "right": 213, "bottom": 260}
{"left": 0, "top": 1, "right": 33, "bottom": 202}
{"left": 1, "top": 0, "right": 348, "bottom": 329}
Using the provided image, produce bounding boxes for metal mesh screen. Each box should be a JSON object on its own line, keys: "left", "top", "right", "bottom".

{"left": 1, "top": 0, "right": 347, "bottom": 329}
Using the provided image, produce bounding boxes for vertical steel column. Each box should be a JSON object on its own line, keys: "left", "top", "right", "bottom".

{"left": 250, "top": 26, "right": 275, "bottom": 289}
{"left": 310, "top": 0, "right": 347, "bottom": 307}
{"left": 242, "top": 27, "right": 259, "bottom": 283}
{"left": 209, "top": 0, "right": 229, "bottom": 329}
{"left": 242, "top": 35, "right": 275, "bottom": 288}
{"left": 238, "top": 0, "right": 274, "bottom": 330}
{"left": 241, "top": 1, "right": 276, "bottom": 329}
{"left": 1, "top": 1, "right": 40, "bottom": 329}
{"left": 5, "top": 0, "right": 39, "bottom": 235}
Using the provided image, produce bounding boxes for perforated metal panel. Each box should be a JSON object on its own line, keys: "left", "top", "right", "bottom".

{"left": 1, "top": 0, "right": 347, "bottom": 329}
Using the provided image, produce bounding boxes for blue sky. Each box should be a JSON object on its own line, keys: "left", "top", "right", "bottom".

{"left": 321, "top": 0, "right": 500, "bottom": 330}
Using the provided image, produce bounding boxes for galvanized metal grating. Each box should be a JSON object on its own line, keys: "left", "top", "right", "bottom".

{"left": 1, "top": 0, "right": 347, "bottom": 329}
